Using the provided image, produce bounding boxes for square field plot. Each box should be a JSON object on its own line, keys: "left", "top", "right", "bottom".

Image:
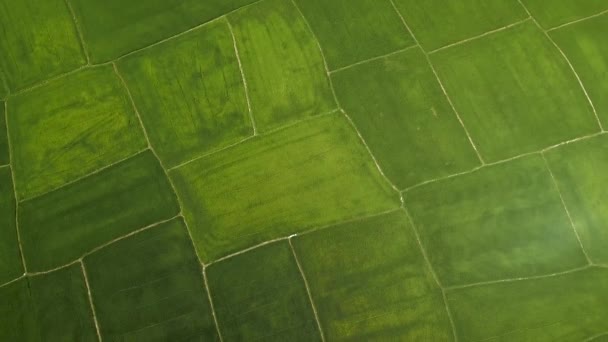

{"left": 406, "top": 155, "right": 587, "bottom": 287}
{"left": 294, "top": 0, "right": 415, "bottom": 70}
{"left": 118, "top": 19, "right": 252, "bottom": 168}
{"left": 550, "top": 13, "right": 608, "bottom": 128}
{"left": 332, "top": 47, "right": 480, "bottom": 189}
{"left": 207, "top": 241, "right": 321, "bottom": 341}
{"left": 0, "top": 264, "right": 97, "bottom": 341}
{"left": 8, "top": 66, "right": 147, "bottom": 200}
{"left": 447, "top": 267, "right": 608, "bottom": 341}
{"left": 69, "top": 0, "right": 258, "bottom": 63}
{"left": 0, "top": 0, "right": 85, "bottom": 91}
{"left": 392, "top": 0, "right": 527, "bottom": 51}
{"left": 170, "top": 114, "right": 400, "bottom": 262}
{"left": 19, "top": 151, "right": 180, "bottom": 272}
{"left": 228, "top": 0, "right": 337, "bottom": 132}
{"left": 84, "top": 218, "right": 219, "bottom": 341}
{"left": 431, "top": 21, "right": 600, "bottom": 162}
{"left": 0, "top": 168, "right": 22, "bottom": 284}
{"left": 292, "top": 211, "right": 453, "bottom": 341}
{"left": 545, "top": 135, "right": 608, "bottom": 264}
{"left": 521, "top": 0, "right": 608, "bottom": 29}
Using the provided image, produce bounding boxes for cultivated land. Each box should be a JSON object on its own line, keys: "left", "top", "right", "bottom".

{"left": 1, "top": 0, "right": 608, "bottom": 340}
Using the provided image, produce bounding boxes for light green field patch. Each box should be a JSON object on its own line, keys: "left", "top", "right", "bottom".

{"left": 0, "top": 168, "right": 22, "bottom": 284}
{"left": 70, "top": 0, "right": 258, "bottom": 63}
{"left": 447, "top": 267, "right": 608, "bottom": 341}
{"left": 332, "top": 47, "right": 480, "bottom": 189}
{"left": 294, "top": 0, "right": 415, "bottom": 70}
{"left": 406, "top": 155, "right": 587, "bottom": 287}
{"left": 431, "top": 21, "right": 599, "bottom": 162}
{"left": 207, "top": 241, "right": 321, "bottom": 341}
{"left": 521, "top": 0, "right": 608, "bottom": 29}
{"left": 19, "top": 151, "right": 180, "bottom": 272}
{"left": 392, "top": 0, "right": 527, "bottom": 51}
{"left": 170, "top": 114, "right": 400, "bottom": 262}
{"left": 84, "top": 218, "right": 218, "bottom": 341}
{"left": 8, "top": 66, "right": 147, "bottom": 200}
{"left": 0, "top": 0, "right": 85, "bottom": 91}
{"left": 118, "top": 19, "right": 252, "bottom": 168}
{"left": 0, "top": 264, "right": 97, "bottom": 341}
{"left": 545, "top": 135, "right": 608, "bottom": 264}
{"left": 550, "top": 13, "right": 608, "bottom": 127}
{"left": 292, "top": 211, "right": 453, "bottom": 341}
{"left": 228, "top": 0, "right": 337, "bottom": 131}
{"left": 0, "top": 102, "right": 7, "bottom": 165}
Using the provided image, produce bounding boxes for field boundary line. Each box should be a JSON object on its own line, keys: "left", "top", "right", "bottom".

{"left": 202, "top": 267, "right": 224, "bottom": 342}
{"left": 0, "top": 274, "right": 25, "bottom": 289}
{"left": 64, "top": 0, "right": 91, "bottom": 64}
{"left": 9, "top": 65, "right": 88, "bottom": 97}
{"left": 329, "top": 45, "right": 419, "bottom": 74}
{"left": 547, "top": 9, "right": 608, "bottom": 32}
{"left": 585, "top": 332, "right": 608, "bottom": 342}
{"left": 80, "top": 261, "right": 103, "bottom": 341}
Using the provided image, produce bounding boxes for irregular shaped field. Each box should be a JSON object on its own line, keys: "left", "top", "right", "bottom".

{"left": 1, "top": 0, "right": 608, "bottom": 340}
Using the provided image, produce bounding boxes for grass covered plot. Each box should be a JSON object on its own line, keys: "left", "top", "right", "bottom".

{"left": 228, "top": 0, "right": 337, "bottom": 131}
{"left": 118, "top": 19, "right": 252, "bottom": 168}
{"left": 70, "top": 0, "right": 258, "bottom": 63}
{"left": 84, "top": 218, "right": 218, "bottom": 341}
{"left": 393, "top": 0, "right": 527, "bottom": 51}
{"left": 521, "top": 0, "right": 608, "bottom": 29}
{"left": 207, "top": 241, "right": 321, "bottom": 341}
{"left": 292, "top": 211, "right": 453, "bottom": 341}
{"left": 0, "top": 0, "right": 85, "bottom": 91}
{"left": 545, "top": 135, "right": 608, "bottom": 264}
{"left": 0, "top": 101, "right": 7, "bottom": 165}
{"left": 550, "top": 13, "right": 608, "bottom": 127}
{"left": 8, "top": 66, "right": 147, "bottom": 200}
{"left": 447, "top": 267, "right": 608, "bottom": 341}
{"left": 406, "top": 155, "right": 587, "bottom": 287}
{"left": 332, "top": 47, "right": 480, "bottom": 189}
{"left": 19, "top": 151, "right": 180, "bottom": 272}
{"left": 0, "top": 168, "right": 22, "bottom": 284}
{"left": 431, "top": 21, "right": 599, "bottom": 162}
{"left": 0, "top": 264, "right": 97, "bottom": 341}
{"left": 170, "top": 114, "right": 400, "bottom": 262}
{"left": 294, "top": 0, "right": 415, "bottom": 70}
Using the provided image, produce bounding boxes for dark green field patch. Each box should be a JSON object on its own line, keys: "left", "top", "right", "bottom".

{"left": 406, "top": 155, "right": 587, "bottom": 287}
{"left": 521, "top": 0, "right": 608, "bottom": 29}
{"left": 118, "top": 19, "right": 252, "bottom": 168}
{"left": 332, "top": 47, "right": 480, "bottom": 189}
{"left": 292, "top": 211, "right": 453, "bottom": 341}
{"left": 8, "top": 66, "right": 147, "bottom": 200}
{"left": 0, "top": 264, "right": 97, "bottom": 341}
{"left": 19, "top": 151, "right": 180, "bottom": 272}
{"left": 0, "top": 168, "right": 22, "bottom": 284}
{"left": 170, "top": 114, "right": 400, "bottom": 262}
{"left": 0, "top": 101, "right": 7, "bottom": 165}
{"left": 84, "top": 218, "right": 218, "bottom": 341}
{"left": 228, "top": 0, "right": 337, "bottom": 131}
{"left": 207, "top": 241, "right": 321, "bottom": 341}
{"left": 0, "top": 0, "right": 85, "bottom": 91}
{"left": 447, "top": 267, "right": 608, "bottom": 341}
{"left": 294, "top": 0, "right": 415, "bottom": 70}
{"left": 431, "top": 21, "right": 599, "bottom": 162}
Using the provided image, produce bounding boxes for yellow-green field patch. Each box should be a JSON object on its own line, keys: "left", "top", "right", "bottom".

{"left": 521, "top": 0, "right": 608, "bottom": 29}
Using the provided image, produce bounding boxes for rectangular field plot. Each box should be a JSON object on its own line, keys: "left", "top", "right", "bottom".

{"left": 117, "top": 19, "right": 252, "bottom": 168}
{"left": 84, "top": 218, "right": 219, "bottom": 341}
{"left": 19, "top": 151, "right": 180, "bottom": 272}
{"left": 521, "top": 0, "right": 608, "bottom": 29}
{"left": 292, "top": 211, "right": 453, "bottom": 341}
{"left": 0, "top": 101, "right": 7, "bottom": 165}
{"left": 170, "top": 114, "right": 400, "bottom": 262}
{"left": 0, "top": 168, "right": 22, "bottom": 284}
{"left": 228, "top": 0, "right": 337, "bottom": 131}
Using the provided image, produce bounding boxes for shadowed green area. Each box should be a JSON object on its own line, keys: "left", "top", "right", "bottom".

{"left": 0, "top": 0, "right": 85, "bottom": 91}
{"left": 393, "top": 0, "right": 527, "bottom": 51}
{"left": 431, "top": 21, "right": 599, "bottom": 162}
{"left": 170, "top": 114, "right": 400, "bottom": 262}
{"left": 84, "top": 218, "right": 218, "bottom": 341}
{"left": 0, "top": 168, "right": 22, "bottom": 284}
{"left": 406, "top": 155, "right": 587, "bottom": 287}
{"left": 292, "top": 210, "right": 453, "bottom": 341}
{"left": 8, "top": 66, "right": 147, "bottom": 200}
{"left": 447, "top": 267, "right": 608, "bottom": 341}
{"left": 545, "top": 135, "right": 608, "bottom": 264}
{"left": 228, "top": 0, "right": 337, "bottom": 131}
{"left": 294, "top": 0, "right": 415, "bottom": 70}
{"left": 207, "top": 241, "right": 321, "bottom": 341}
{"left": 70, "top": 0, "right": 258, "bottom": 63}
{"left": 332, "top": 47, "right": 479, "bottom": 189}
{"left": 0, "top": 264, "right": 97, "bottom": 341}
{"left": 0, "top": 101, "right": 7, "bottom": 165}
{"left": 19, "top": 151, "right": 180, "bottom": 272}
{"left": 550, "top": 13, "right": 608, "bottom": 127}
{"left": 521, "top": 0, "right": 608, "bottom": 29}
